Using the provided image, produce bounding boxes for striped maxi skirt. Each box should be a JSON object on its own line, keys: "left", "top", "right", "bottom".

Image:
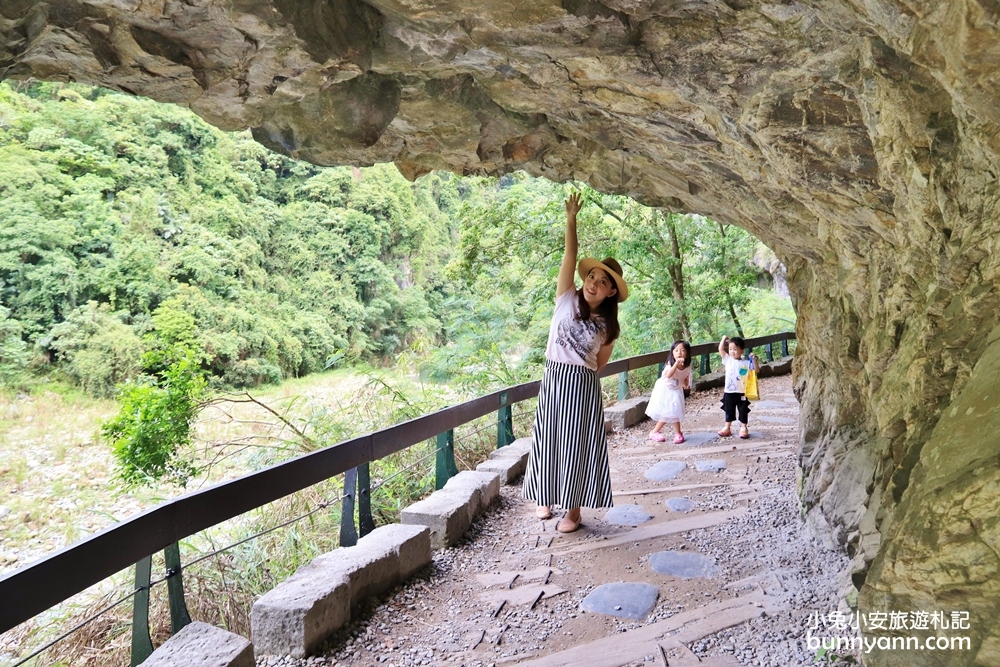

{"left": 522, "top": 360, "right": 614, "bottom": 509}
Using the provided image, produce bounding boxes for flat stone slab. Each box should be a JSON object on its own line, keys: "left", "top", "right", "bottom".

{"left": 694, "top": 459, "right": 727, "bottom": 472}
{"left": 581, "top": 582, "right": 659, "bottom": 620}
{"left": 645, "top": 460, "right": 687, "bottom": 481}
{"left": 751, "top": 400, "right": 792, "bottom": 410}
{"left": 756, "top": 415, "right": 795, "bottom": 424}
{"left": 665, "top": 497, "right": 695, "bottom": 512}
{"left": 650, "top": 551, "right": 719, "bottom": 579}
{"left": 677, "top": 432, "right": 716, "bottom": 447}
{"left": 604, "top": 504, "right": 653, "bottom": 526}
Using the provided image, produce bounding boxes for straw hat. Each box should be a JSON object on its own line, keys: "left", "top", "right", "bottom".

{"left": 578, "top": 257, "right": 629, "bottom": 302}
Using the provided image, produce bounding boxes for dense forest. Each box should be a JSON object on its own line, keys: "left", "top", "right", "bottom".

{"left": 0, "top": 81, "right": 794, "bottom": 399}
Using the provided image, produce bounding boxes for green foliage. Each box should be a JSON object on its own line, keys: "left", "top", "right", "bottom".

{"left": 0, "top": 305, "right": 29, "bottom": 389}
{"left": 0, "top": 82, "right": 461, "bottom": 392}
{"left": 428, "top": 174, "right": 792, "bottom": 389}
{"left": 0, "top": 80, "right": 792, "bottom": 399}
{"left": 102, "top": 349, "right": 207, "bottom": 487}
{"left": 46, "top": 301, "right": 145, "bottom": 397}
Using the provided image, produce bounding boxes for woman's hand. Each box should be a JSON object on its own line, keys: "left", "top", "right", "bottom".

{"left": 565, "top": 192, "right": 583, "bottom": 219}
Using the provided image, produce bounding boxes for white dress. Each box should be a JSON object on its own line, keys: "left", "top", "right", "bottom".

{"left": 646, "top": 366, "right": 691, "bottom": 423}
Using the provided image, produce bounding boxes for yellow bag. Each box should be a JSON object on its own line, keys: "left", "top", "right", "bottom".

{"left": 745, "top": 359, "right": 760, "bottom": 402}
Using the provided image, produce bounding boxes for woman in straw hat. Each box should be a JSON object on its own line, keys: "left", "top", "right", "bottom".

{"left": 522, "top": 192, "right": 628, "bottom": 533}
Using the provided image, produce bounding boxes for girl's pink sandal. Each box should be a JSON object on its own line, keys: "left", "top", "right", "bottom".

{"left": 648, "top": 431, "right": 666, "bottom": 442}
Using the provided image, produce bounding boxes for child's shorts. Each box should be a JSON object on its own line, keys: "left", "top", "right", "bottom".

{"left": 720, "top": 392, "right": 751, "bottom": 423}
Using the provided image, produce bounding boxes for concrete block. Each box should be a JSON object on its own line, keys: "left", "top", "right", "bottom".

{"left": 489, "top": 437, "right": 531, "bottom": 460}
{"left": 352, "top": 522, "right": 431, "bottom": 580}
{"left": 251, "top": 564, "right": 351, "bottom": 658}
{"left": 604, "top": 416, "right": 613, "bottom": 433}
{"left": 693, "top": 369, "right": 725, "bottom": 391}
{"left": 253, "top": 524, "right": 431, "bottom": 658}
{"left": 443, "top": 470, "right": 501, "bottom": 511}
{"left": 311, "top": 538, "right": 399, "bottom": 604}
{"left": 479, "top": 438, "right": 531, "bottom": 482}
{"left": 761, "top": 355, "right": 793, "bottom": 376}
{"left": 400, "top": 490, "right": 475, "bottom": 549}
{"left": 143, "top": 622, "right": 253, "bottom": 667}
{"left": 476, "top": 458, "right": 520, "bottom": 484}
{"left": 604, "top": 395, "right": 650, "bottom": 431}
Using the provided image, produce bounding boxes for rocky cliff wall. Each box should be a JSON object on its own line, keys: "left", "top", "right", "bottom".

{"left": 3, "top": 1, "right": 999, "bottom": 663}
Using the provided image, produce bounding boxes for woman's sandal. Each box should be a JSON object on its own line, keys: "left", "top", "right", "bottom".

{"left": 535, "top": 505, "right": 552, "bottom": 520}
{"left": 557, "top": 515, "right": 582, "bottom": 533}
{"left": 739, "top": 427, "right": 750, "bottom": 440}
{"left": 717, "top": 429, "right": 732, "bottom": 437}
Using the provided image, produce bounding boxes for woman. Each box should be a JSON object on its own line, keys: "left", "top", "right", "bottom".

{"left": 522, "top": 192, "right": 628, "bottom": 533}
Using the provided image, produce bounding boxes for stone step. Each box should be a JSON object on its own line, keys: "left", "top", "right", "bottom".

{"left": 142, "top": 621, "right": 254, "bottom": 667}
{"left": 400, "top": 470, "right": 501, "bottom": 548}
{"left": 475, "top": 436, "right": 531, "bottom": 482}
{"left": 251, "top": 523, "right": 431, "bottom": 658}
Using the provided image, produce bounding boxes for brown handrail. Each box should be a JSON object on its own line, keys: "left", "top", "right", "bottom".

{"left": 0, "top": 331, "right": 795, "bottom": 635}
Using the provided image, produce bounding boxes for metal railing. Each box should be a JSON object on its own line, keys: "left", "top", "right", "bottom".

{"left": 0, "top": 330, "right": 795, "bottom": 664}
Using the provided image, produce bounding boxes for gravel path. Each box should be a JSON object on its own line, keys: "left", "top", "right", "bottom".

{"left": 256, "top": 374, "right": 863, "bottom": 667}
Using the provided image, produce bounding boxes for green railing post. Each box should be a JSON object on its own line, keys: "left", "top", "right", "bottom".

{"left": 618, "top": 371, "right": 628, "bottom": 400}
{"left": 782, "top": 337, "right": 789, "bottom": 356}
{"left": 358, "top": 463, "right": 375, "bottom": 537}
{"left": 700, "top": 353, "right": 710, "bottom": 376}
{"left": 658, "top": 361, "right": 665, "bottom": 377}
{"left": 766, "top": 343, "right": 774, "bottom": 361}
{"left": 497, "top": 392, "right": 514, "bottom": 449}
{"left": 340, "top": 467, "right": 358, "bottom": 547}
{"left": 436, "top": 430, "right": 458, "bottom": 490}
{"left": 130, "top": 555, "right": 154, "bottom": 667}
{"left": 163, "top": 542, "right": 191, "bottom": 634}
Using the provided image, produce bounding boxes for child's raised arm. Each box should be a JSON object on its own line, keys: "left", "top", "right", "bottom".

{"left": 719, "top": 335, "right": 729, "bottom": 359}
{"left": 555, "top": 192, "right": 582, "bottom": 299}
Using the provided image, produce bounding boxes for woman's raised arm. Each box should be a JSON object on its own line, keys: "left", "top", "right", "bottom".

{"left": 556, "top": 192, "right": 582, "bottom": 299}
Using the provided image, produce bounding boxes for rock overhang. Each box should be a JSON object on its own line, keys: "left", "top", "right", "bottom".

{"left": 4, "top": 2, "right": 1000, "bottom": 664}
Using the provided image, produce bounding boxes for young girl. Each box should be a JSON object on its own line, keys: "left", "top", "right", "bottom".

{"left": 646, "top": 340, "right": 692, "bottom": 444}
{"left": 522, "top": 192, "right": 628, "bottom": 534}
{"left": 718, "top": 335, "right": 755, "bottom": 439}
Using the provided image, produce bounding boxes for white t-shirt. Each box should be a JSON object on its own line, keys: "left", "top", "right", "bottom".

{"left": 723, "top": 355, "right": 751, "bottom": 393}
{"left": 544, "top": 290, "right": 607, "bottom": 370}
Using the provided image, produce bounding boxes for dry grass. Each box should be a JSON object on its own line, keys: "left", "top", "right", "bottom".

{"left": 1, "top": 368, "right": 516, "bottom": 666}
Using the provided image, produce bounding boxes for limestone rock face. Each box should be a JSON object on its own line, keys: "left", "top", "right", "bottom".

{"left": 3, "top": 2, "right": 1000, "bottom": 664}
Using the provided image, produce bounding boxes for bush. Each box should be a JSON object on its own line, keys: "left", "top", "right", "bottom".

{"left": 46, "top": 302, "right": 144, "bottom": 397}
{"left": 0, "top": 306, "right": 29, "bottom": 390}
{"left": 102, "top": 350, "right": 206, "bottom": 487}
{"left": 221, "top": 358, "right": 282, "bottom": 388}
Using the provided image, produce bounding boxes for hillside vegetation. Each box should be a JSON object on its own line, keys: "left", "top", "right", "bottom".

{"left": 0, "top": 81, "right": 793, "bottom": 399}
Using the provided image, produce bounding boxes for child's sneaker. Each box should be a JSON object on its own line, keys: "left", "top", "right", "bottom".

{"left": 648, "top": 431, "right": 666, "bottom": 442}
{"left": 673, "top": 433, "right": 686, "bottom": 444}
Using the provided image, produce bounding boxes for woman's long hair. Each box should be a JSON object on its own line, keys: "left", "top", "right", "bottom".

{"left": 577, "top": 290, "right": 621, "bottom": 343}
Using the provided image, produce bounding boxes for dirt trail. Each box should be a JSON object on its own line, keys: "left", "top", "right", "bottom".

{"left": 261, "top": 374, "right": 861, "bottom": 667}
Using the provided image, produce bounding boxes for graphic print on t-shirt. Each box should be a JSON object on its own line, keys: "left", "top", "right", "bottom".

{"left": 724, "top": 356, "right": 750, "bottom": 393}
{"left": 554, "top": 316, "right": 602, "bottom": 362}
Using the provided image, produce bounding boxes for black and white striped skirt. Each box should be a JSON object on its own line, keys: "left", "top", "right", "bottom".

{"left": 522, "top": 360, "right": 613, "bottom": 509}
